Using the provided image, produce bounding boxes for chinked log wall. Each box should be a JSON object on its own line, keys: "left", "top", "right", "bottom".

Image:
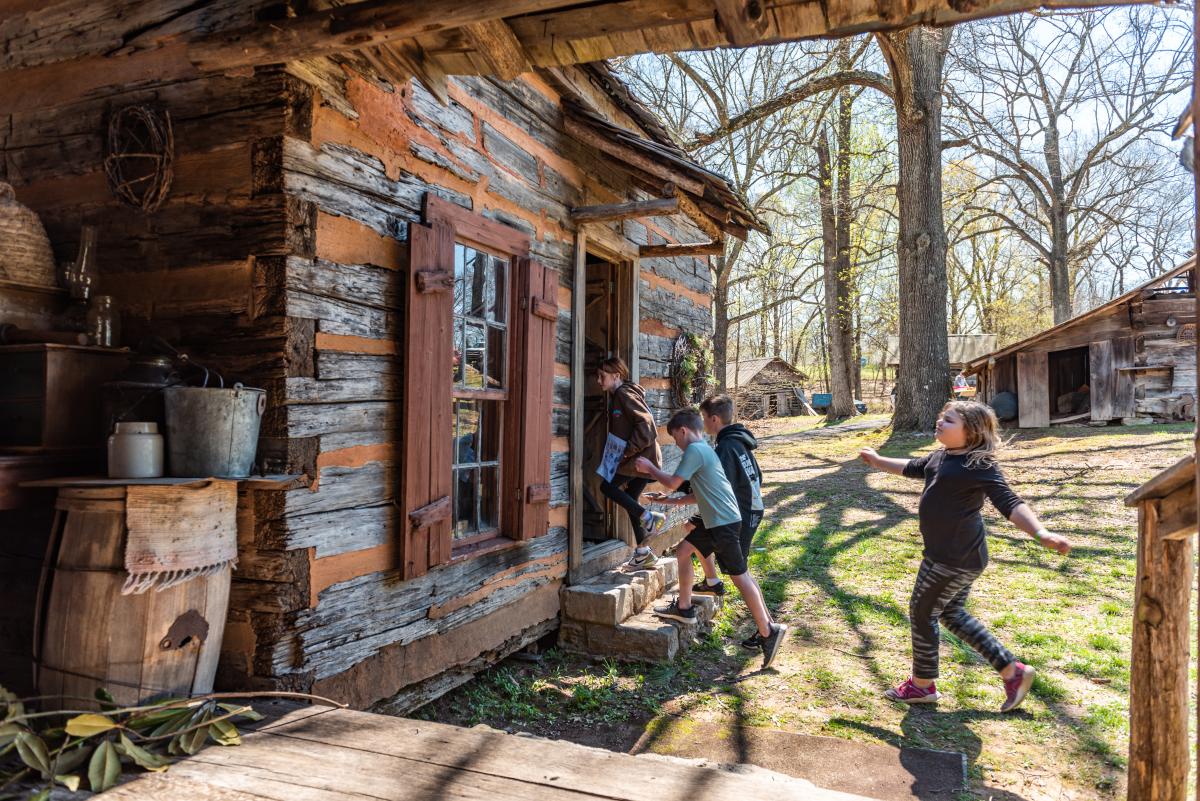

{"left": 224, "top": 61, "right": 714, "bottom": 707}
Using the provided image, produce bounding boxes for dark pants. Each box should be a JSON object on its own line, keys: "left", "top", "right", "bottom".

{"left": 600, "top": 475, "right": 650, "bottom": 544}
{"left": 909, "top": 558, "right": 1014, "bottom": 680}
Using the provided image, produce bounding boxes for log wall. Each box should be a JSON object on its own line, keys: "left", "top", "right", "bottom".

{"left": 0, "top": 7, "right": 717, "bottom": 708}
{"left": 223, "top": 63, "right": 715, "bottom": 708}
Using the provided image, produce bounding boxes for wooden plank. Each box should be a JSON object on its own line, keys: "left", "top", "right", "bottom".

{"left": 638, "top": 242, "right": 723, "bottom": 257}
{"left": 227, "top": 707, "right": 867, "bottom": 801}
{"left": 1126, "top": 454, "right": 1196, "bottom": 506}
{"left": 714, "top": 0, "right": 771, "bottom": 44}
{"left": 1158, "top": 481, "right": 1198, "bottom": 540}
{"left": 424, "top": 194, "right": 530, "bottom": 257}
{"left": 1016, "top": 351, "right": 1049, "bottom": 428}
{"left": 570, "top": 197, "right": 678, "bottom": 223}
{"left": 463, "top": 19, "right": 533, "bottom": 81}
{"left": 563, "top": 116, "right": 705, "bottom": 196}
{"left": 1113, "top": 335, "right": 1136, "bottom": 418}
{"left": 569, "top": 231, "right": 586, "bottom": 583}
{"left": 1090, "top": 340, "right": 1115, "bottom": 421}
{"left": 673, "top": 189, "right": 723, "bottom": 241}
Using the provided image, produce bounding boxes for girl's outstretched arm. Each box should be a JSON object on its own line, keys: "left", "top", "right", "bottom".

{"left": 859, "top": 447, "right": 910, "bottom": 475}
{"left": 1008, "top": 503, "right": 1071, "bottom": 555}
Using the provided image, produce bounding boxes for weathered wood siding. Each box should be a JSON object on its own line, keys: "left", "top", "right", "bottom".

{"left": 978, "top": 290, "right": 1196, "bottom": 424}
{"left": 224, "top": 64, "right": 715, "bottom": 707}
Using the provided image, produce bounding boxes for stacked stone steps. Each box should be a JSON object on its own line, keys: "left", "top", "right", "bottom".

{"left": 559, "top": 557, "right": 721, "bottom": 662}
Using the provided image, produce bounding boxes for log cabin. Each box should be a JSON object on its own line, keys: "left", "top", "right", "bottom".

{"left": 0, "top": 6, "right": 778, "bottom": 710}
{"left": 727, "top": 357, "right": 810, "bottom": 418}
{"left": 965, "top": 260, "right": 1197, "bottom": 428}
{"left": 0, "top": 8, "right": 1197, "bottom": 799}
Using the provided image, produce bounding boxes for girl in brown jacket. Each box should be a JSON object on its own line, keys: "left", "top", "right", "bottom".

{"left": 596, "top": 357, "right": 666, "bottom": 569}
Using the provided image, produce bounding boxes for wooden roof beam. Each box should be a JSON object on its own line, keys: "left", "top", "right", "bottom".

{"left": 674, "top": 189, "right": 725, "bottom": 241}
{"left": 714, "top": 0, "right": 770, "bottom": 46}
{"left": 189, "top": 0, "right": 567, "bottom": 73}
{"left": 564, "top": 116, "right": 707, "bottom": 196}
{"left": 463, "top": 19, "right": 533, "bottom": 82}
{"left": 640, "top": 241, "right": 725, "bottom": 258}
{"left": 571, "top": 196, "right": 679, "bottom": 224}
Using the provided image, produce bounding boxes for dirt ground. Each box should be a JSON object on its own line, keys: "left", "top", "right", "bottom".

{"left": 412, "top": 416, "right": 1194, "bottom": 800}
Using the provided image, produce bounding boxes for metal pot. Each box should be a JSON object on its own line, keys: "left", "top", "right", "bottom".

{"left": 163, "top": 384, "right": 266, "bottom": 478}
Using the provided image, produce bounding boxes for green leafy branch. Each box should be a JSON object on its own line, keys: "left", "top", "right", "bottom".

{"left": 0, "top": 685, "right": 345, "bottom": 799}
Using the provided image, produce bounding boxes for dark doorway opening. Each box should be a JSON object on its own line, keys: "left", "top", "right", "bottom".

{"left": 1047, "top": 346, "right": 1090, "bottom": 421}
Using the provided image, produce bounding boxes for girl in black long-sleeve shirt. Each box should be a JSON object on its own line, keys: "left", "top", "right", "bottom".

{"left": 859, "top": 400, "right": 1072, "bottom": 713}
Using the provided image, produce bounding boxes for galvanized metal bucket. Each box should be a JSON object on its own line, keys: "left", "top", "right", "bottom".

{"left": 163, "top": 383, "right": 266, "bottom": 478}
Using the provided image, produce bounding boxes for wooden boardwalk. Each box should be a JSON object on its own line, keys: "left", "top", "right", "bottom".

{"left": 103, "top": 703, "right": 875, "bottom": 800}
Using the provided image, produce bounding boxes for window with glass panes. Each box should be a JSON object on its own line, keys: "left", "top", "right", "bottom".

{"left": 451, "top": 242, "right": 508, "bottom": 542}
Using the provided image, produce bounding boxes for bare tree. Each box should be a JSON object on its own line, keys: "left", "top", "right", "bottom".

{"left": 877, "top": 26, "right": 954, "bottom": 430}
{"left": 615, "top": 45, "right": 838, "bottom": 391}
{"left": 944, "top": 7, "right": 1192, "bottom": 324}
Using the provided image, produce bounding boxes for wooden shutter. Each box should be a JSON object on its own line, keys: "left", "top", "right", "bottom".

{"left": 1016, "top": 351, "right": 1049, "bottom": 428}
{"left": 506, "top": 257, "right": 558, "bottom": 540}
{"left": 400, "top": 220, "right": 454, "bottom": 579}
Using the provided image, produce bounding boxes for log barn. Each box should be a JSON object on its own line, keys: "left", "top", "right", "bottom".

{"left": 965, "top": 260, "right": 1197, "bottom": 428}
{"left": 0, "top": 5, "right": 775, "bottom": 710}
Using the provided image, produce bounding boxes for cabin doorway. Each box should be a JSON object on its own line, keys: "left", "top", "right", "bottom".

{"left": 581, "top": 253, "right": 638, "bottom": 547}
{"left": 1048, "top": 346, "right": 1091, "bottom": 423}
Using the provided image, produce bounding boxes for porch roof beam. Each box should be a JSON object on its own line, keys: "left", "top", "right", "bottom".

{"left": 570, "top": 196, "right": 679, "bottom": 224}
{"left": 639, "top": 241, "right": 725, "bottom": 258}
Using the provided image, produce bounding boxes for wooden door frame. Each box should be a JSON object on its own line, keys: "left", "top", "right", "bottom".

{"left": 568, "top": 229, "right": 640, "bottom": 584}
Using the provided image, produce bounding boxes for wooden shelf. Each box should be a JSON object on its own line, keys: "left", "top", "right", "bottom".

{"left": 0, "top": 278, "right": 66, "bottom": 297}
{"left": 1117, "top": 365, "right": 1174, "bottom": 373}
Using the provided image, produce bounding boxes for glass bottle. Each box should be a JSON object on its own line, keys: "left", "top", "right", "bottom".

{"left": 68, "top": 225, "right": 97, "bottom": 302}
{"left": 87, "top": 295, "right": 120, "bottom": 348}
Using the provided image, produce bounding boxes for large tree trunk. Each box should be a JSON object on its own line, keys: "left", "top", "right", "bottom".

{"left": 877, "top": 26, "right": 952, "bottom": 431}
{"left": 818, "top": 129, "right": 857, "bottom": 418}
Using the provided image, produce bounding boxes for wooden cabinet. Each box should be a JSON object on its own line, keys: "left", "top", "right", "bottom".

{"left": 0, "top": 344, "right": 128, "bottom": 447}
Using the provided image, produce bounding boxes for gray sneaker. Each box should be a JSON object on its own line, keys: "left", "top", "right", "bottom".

{"left": 653, "top": 597, "right": 697, "bottom": 623}
{"left": 760, "top": 623, "right": 787, "bottom": 668}
{"left": 622, "top": 547, "right": 658, "bottom": 571}
{"left": 643, "top": 510, "right": 667, "bottom": 535}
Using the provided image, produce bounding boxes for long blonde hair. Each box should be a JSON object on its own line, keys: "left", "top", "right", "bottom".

{"left": 942, "top": 400, "right": 1004, "bottom": 468}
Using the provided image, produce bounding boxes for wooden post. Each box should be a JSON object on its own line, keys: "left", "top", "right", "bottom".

{"left": 568, "top": 230, "right": 586, "bottom": 584}
{"left": 1192, "top": 7, "right": 1200, "bottom": 799}
{"left": 1128, "top": 500, "right": 1193, "bottom": 801}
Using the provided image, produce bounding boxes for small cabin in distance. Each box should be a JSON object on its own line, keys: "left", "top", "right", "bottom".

{"left": 726, "top": 357, "right": 809, "bottom": 418}
{"left": 965, "top": 260, "right": 1196, "bottom": 428}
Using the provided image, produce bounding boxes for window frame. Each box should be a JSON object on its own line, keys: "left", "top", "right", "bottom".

{"left": 424, "top": 196, "right": 531, "bottom": 556}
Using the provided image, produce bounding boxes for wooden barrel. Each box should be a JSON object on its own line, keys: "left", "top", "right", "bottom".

{"left": 35, "top": 487, "right": 230, "bottom": 708}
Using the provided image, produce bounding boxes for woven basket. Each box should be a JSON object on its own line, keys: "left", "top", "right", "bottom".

{"left": 0, "top": 182, "right": 57, "bottom": 287}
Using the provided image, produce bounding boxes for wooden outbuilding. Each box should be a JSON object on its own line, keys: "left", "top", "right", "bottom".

{"left": 965, "top": 260, "right": 1196, "bottom": 428}
{"left": 727, "top": 357, "right": 810, "bottom": 418}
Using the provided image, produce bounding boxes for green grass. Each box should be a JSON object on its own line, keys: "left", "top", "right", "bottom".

{"left": 409, "top": 421, "right": 1194, "bottom": 800}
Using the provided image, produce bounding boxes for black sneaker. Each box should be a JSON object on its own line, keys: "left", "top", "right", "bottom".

{"left": 691, "top": 580, "right": 725, "bottom": 597}
{"left": 760, "top": 623, "right": 787, "bottom": 668}
{"left": 740, "top": 632, "right": 762, "bottom": 650}
{"left": 653, "top": 598, "right": 697, "bottom": 623}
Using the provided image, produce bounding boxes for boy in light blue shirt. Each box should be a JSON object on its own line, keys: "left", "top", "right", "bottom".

{"left": 636, "top": 408, "right": 787, "bottom": 668}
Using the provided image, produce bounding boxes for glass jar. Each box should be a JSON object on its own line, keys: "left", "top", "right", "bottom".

{"left": 87, "top": 295, "right": 120, "bottom": 347}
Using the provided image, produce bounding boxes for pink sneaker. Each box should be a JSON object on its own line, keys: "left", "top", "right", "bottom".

{"left": 884, "top": 677, "right": 940, "bottom": 704}
{"left": 1001, "top": 662, "right": 1035, "bottom": 712}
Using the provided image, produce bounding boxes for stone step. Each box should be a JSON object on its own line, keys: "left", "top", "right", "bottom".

{"left": 559, "top": 594, "right": 719, "bottom": 663}
{"left": 560, "top": 557, "right": 679, "bottom": 627}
